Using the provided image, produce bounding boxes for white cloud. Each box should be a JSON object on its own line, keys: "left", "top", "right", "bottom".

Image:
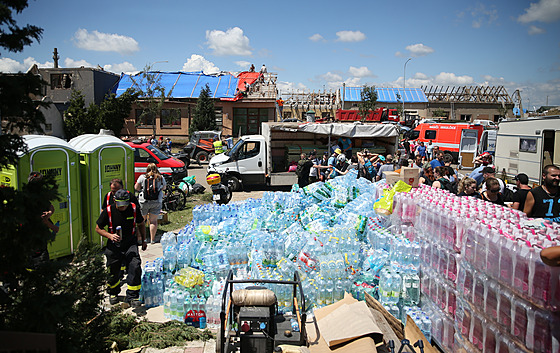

{"left": 309, "top": 34, "right": 325, "bottom": 42}
{"left": 64, "top": 58, "right": 92, "bottom": 68}
{"left": 206, "top": 27, "right": 252, "bottom": 56}
{"left": 320, "top": 72, "right": 343, "bottom": 82}
{"left": 435, "top": 72, "right": 475, "bottom": 85}
{"left": 335, "top": 30, "right": 366, "bottom": 42}
{"left": 104, "top": 62, "right": 137, "bottom": 74}
{"left": 72, "top": 29, "right": 139, "bottom": 55}
{"left": 406, "top": 43, "right": 435, "bottom": 57}
{"left": 470, "top": 3, "right": 498, "bottom": 28}
{"left": 235, "top": 61, "right": 251, "bottom": 69}
{"left": 182, "top": 54, "right": 220, "bottom": 74}
{"left": 528, "top": 25, "right": 546, "bottom": 34}
{"left": 0, "top": 57, "right": 52, "bottom": 73}
{"left": 277, "top": 81, "right": 308, "bottom": 94}
{"left": 518, "top": 0, "right": 560, "bottom": 23}
{"left": 348, "top": 66, "right": 374, "bottom": 77}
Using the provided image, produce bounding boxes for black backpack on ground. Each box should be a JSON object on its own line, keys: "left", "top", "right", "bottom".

{"left": 144, "top": 176, "right": 160, "bottom": 200}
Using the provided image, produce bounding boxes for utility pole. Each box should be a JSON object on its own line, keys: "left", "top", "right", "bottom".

{"left": 403, "top": 58, "right": 412, "bottom": 123}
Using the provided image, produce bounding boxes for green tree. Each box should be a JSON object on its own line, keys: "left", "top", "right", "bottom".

{"left": 358, "top": 85, "right": 378, "bottom": 123}
{"left": 190, "top": 84, "right": 217, "bottom": 133}
{"left": 432, "top": 108, "right": 448, "bottom": 117}
{"left": 130, "top": 65, "right": 166, "bottom": 136}
{"left": 98, "top": 90, "right": 139, "bottom": 137}
{"left": 63, "top": 89, "right": 138, "bottom": 139}
{"left": 63, "top": 90, "right": 97, "bottom": 138}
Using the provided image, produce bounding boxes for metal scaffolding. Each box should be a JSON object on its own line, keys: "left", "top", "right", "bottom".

{"left": 421, "top": 85, "right": 513, "bottom": 104}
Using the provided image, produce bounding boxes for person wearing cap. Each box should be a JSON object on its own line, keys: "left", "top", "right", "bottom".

{"left": 511, "top": 173, "right": 531, "bottom": 211}
{"left": 327, "top": 148, "right": 342, "bottom": 179}
{"left": 376, "top": 154, "right": 395, "bottom": 181}
{"left": 524, "top": 164, "right": 560, "bottom": 222}
{"left": 96, "top": 189, "right": 147, "bottom": 307}
{"left": 479, "top": 166, "right": 505, "bottom": 194}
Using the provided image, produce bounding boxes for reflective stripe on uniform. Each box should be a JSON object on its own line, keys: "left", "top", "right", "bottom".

{"left": 127, "top": 284, "right": 141, "bottom": 291}
{"left": 108, "top": 279, "right": 121, "bottom": 289}
{"left": 120, "top": 265, "right": 126, "bottom": 271}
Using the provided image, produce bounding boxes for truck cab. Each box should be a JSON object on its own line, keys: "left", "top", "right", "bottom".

{"left": 208, "top": 135, "right": 267, "bottom": 190}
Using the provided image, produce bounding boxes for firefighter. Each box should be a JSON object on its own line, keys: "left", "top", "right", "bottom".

{"left": 213, "top": 139, "right": 225, "bottom": 154}
{"left": 96, "top": 189, "right": 147, "bottom": 307}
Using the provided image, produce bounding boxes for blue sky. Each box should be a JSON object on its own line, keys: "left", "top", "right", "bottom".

{"left": 2, "top": 0, "right": 560, "bottom": 107}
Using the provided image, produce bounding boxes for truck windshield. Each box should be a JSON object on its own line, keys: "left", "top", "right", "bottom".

{"left": 227, "top": 139, "right": 245, "bottom": 157}
{"left": 146, "top": 145, "right": 169, "bottom": 160}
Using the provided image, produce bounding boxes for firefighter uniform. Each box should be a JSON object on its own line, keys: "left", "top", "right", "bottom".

{"left": 96, "top": 190, "right": 145, "bottom": 302}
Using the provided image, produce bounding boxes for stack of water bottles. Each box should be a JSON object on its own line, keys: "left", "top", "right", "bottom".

{"left": 140, "top": 258, "right": 164, "bottom": 308}
{"left": 402, "top": 184, "right": 560, "bottom": 353}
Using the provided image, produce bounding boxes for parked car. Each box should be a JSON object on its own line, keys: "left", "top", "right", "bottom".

{"left": 126, "top": 141, "right": 187, "bottom": 181}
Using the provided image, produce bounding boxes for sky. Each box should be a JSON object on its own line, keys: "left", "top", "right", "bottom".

{"left": 1, "top": 0, "right": 560, "bottom": 108}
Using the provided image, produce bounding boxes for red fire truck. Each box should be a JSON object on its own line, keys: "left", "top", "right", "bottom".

{"left": 408, "top": 122, "right": 484, "bottom": 165}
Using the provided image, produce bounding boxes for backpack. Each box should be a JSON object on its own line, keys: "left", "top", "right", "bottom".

{"left": 144, "top": 176, "right": 160, "bottom": 200}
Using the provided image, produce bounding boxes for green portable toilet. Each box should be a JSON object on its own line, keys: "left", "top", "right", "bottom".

{"left": 69, "top": 132, "right": 134, "bottom": 244}
{"left": 0, "top": 135, "right": 83, "bottom": 258}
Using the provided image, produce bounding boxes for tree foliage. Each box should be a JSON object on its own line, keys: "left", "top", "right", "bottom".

{"left": 190, "top": 84, "right": 217, "bottom": 133}
{"left": 131, "top": 65, "right": 166, "bottom": 136}
{"left": 0, "top": 0, "right": 43, "bottom": 54}
{"left": 63, "top": 89, "right": 138, "bottom": 139}
{"left": 432, "top": 108, "right": 448, "bottom": 117}
{"left": 358, "top": 85, "right": 378, "bottom": 123}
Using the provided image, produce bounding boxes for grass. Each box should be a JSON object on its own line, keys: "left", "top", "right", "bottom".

{"left": 146, "top": 191, "right": 214, "bottom": 237}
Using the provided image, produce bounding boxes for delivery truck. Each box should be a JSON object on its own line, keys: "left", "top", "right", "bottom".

{"left": 208, "top": 122, "right": 399, "bottom": 189}
{"left": 492, "top": 116, "right": 560, "bottom": 185}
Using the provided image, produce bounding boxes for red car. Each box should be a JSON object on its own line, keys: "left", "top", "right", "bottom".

{"left": 126, "top": 141, "right": 187, "bottom": 181}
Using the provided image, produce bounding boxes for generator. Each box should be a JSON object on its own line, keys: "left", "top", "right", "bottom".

{"left": 217, "top": 271, "right": 307, "bottom": 353}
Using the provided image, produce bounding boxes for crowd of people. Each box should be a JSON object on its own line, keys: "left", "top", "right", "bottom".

{"left": 295, "top": 140, "right": 560, "bottom": 224}
{"left": 150, "top": 135, "right": 172, "bottom": 154}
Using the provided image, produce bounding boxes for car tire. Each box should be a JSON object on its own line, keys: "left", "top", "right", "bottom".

{"left": 227, "top": 175, "right": 241, "bottom": 192}
{"left": 195, "top": 151, "right": 209, "bottom": 165}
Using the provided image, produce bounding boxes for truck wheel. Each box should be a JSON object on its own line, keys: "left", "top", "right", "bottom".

{"left": 227, "top": 175, "right": 241, "bottom": 192}
{"left": 195, "top": 151, "right": 209, "bottom": 165}
{"left": 444, "top": 152, "right": 454, "bottom": 164}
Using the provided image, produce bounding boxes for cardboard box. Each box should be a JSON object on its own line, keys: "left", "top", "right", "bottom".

{"left": 306, "top": 292, "right": 438, "bottom": 353}
{"left": 157, "top": 210, "right": 169, "bottom": 224}
{"left": 400, "top": 167, "right": 420, "bottom": 187}
{"left": 384, "top": 171, "right": 401, "bottom": 186}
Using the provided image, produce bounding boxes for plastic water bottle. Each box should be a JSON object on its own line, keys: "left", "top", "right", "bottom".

{"left": 290, "top": 318, "right": 300, "bottom": 332}
{"left": 198, "top": 297, "right": 207, "bottom": 329}
{"left": 163, "top": 290, "right": 170, "bottom": 318}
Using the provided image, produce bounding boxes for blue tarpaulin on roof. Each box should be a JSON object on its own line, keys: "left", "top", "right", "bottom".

{"left": 113, "top": 71, "right": 239, "bottom": 99}
{"left": 343, "top": 87, "right": 428, "bottom": 103}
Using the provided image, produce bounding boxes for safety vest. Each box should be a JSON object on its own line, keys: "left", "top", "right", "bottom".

{"left": 213, "top": 140, "right": 225, "bottom": 154}
{"left": 107, "top": 203, "right": 136, "bottom": 236}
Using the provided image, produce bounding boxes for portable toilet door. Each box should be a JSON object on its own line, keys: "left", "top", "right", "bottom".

{"left": 69, "top": 133, "right": 134, "bottom": 244}
{"left": 22, "top": 135, "right": 82, "bottom": 259}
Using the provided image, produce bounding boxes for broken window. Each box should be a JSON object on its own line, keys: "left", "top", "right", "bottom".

{"left": 50, "top": 73, "right": 72, "bottom": 89}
